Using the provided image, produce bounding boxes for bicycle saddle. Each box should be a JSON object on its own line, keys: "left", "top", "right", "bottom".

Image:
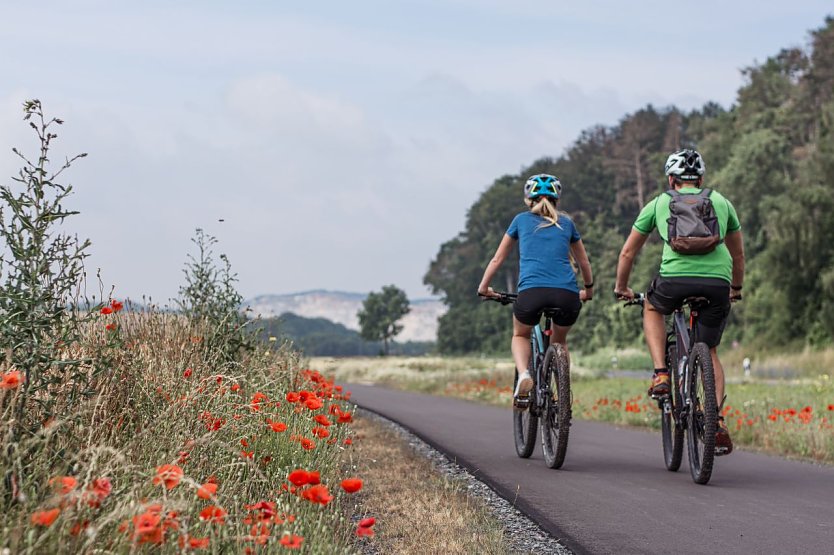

{"left": 541, "top": 307, "right": 566, "bottom": 317}
{"left": 683, "top": 296, "right": 710, "bottom": 309}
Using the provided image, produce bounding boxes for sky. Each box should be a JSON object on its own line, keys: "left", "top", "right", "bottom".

{"left": 1, "top": 1, "right": 831, "bottom": 302}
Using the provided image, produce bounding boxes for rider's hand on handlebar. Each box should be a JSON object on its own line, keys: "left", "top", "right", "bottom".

{"left": 729, "top": 290, "right": 743, "bottom": 303}
{"left": 477, "top": 286, "right": 499, "bottom": 299}
{"left": 613, "top": 286, "right": 635, "bottom": 301}
{"left": 580, "top": 288, "right": 593, "bottom": 302}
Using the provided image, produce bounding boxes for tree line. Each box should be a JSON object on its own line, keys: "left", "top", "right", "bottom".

{"left": 425, "top": 17, "right": 834, "bottom": 354}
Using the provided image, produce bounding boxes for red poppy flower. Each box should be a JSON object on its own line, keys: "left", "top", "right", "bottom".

{"left": 100, "top": 306, "right": 113, "bottom": 315}
{"left": 341, "top": 478, "right": 363, "bottom": 494}
{"left": 305, "top": 398, "right": 324, "bottom": 411}
{"left": 111, "top": 300, "right": 124, "bottom": 312}
{"left": 344, "top": 438, "right": 353, "bottom": 446}
{"left": 288, "top": 469, "right": 310, "bottom": 486}
{"left": 105, "top": 323, "right": 117, "bottom": 331}
{"left": 49, "top": 476, "right": 78, "bottom": 495}
{"left": 240, "top": 438, "right": 249, "bottom": 448}
{"left": 307, "top": 471, "right": 321, "bottom": 485}
{"left": 268, "top": 420, "right": 287, "bottom": 433}
{"left": 356, "top": 525, "right": 374, "bottom": 537}
{"left": 197, "top": 482, "right": 218, "bottom": 499}
{"left": 286, "top": 391, "right": 300, "bottom": 403}
{"left": 0, "top": 370, "right": 23, "bottom": 390}
{"left": 314, "top": 415, "right": 332, "bottom": 427}
{"left": 279, "top": 534, "right": 304, "bottom": 549}
{"left": 85, "top": 477, "right": 112, "bottom": 507}
{"left": 246, "top": 501, "right": 277, "bottom": 523}
{"left": 251, "top": 391, "right": 269, "bottom": 411}
{"left": 231, "top": 383, "right": 241, "bottom": 392}
{"left": 134, "top": 510, "right": 162, "bottom": 535}
{"left": 301, "top": 484, "right": 333, "bottom": 505}
{"left": 828, "top": 404, "right": 834, "bottom": 411}
{"left": 70, "top": 520, "right": 90, "bottom": 536}
{"left": 183, "top": 368, "right": 193, "bottom": 378}
{"left": 311, "top": 426, "right": 330, "bottom": 439}
{"left": 179, "top": 535, "right": 210, "bottom": 550}
{"left": 240, "top": 450, "right": 254, "bottom": 459}
{"left": 199, "top": 505, "right": 227, "bottom": 524}
{"left": 300, "top": 437, "right": 315, "bottom": 450}
{"left": 153, "top": 465, "right": 184, "bottom": 490}
{"left": 249, "top": 522, "right": 271, "bottom": 544}
{"left": 337, "top": 411, "right": 353, "bottom": 424}
{"left": 359, "top": 517, "right": 375, "bottom": 528}
{"left": 31, "top": 508, "right": 61, "bottom": 527}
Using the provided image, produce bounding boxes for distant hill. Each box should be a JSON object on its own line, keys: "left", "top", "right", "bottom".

{"left": 254, "top": 313, "right": 433, "bottom": 357}
{"left": 247, "top": 289, "right": 446, "bottom": 342}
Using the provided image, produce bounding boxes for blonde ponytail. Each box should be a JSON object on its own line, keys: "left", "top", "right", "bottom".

{"left": 526, "top": 197, "right": 562, "bottom": 229}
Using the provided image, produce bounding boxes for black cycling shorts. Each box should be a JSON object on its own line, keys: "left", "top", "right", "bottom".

{"left": 646, "top": 276, "right": 731, "bottom": 348}
{"left": 513, "top": 287, "right": 582, "bottom": 327}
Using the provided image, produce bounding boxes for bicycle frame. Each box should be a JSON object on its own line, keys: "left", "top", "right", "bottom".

{"left": 669, "top": 302, "right": 706, "bottom": 423}
{"left": 672, "top": 311, "right": 692, "bottom": 415}
{"left": 530, "top": 315, "right": 556, "bottom": 414}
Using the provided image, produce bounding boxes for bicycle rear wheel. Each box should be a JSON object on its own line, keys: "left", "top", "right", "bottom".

{"left": 540, "top": 344, "right": 571, "bottom": 469}
{"left": 661, "top": 339, "right": 684, "bottom": 471}
{"left": 513, "top": 342, "right": 539, "bottom": 458}
{"left": 686, "top": 342, "right": 717, "bottom": 484}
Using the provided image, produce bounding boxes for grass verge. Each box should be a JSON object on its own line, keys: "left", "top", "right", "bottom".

{"left": 347, "top": 412, "right": 510, "bottom": 554}
{"left": 1, "top": 309, "right": 363, "bottom": 553}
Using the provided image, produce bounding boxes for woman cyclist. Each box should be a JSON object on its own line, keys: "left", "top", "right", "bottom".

{"left": 477, "top": 174, "right": 594, "bottom": 401}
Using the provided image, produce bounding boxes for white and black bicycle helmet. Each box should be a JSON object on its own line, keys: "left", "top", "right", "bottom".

{"left": 524, "top": 174, "right": 562, "bottom": 199}
{"left": 664, "top": 149, "right": 705, "bottom": 182}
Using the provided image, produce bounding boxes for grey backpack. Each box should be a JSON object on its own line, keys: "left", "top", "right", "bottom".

{"left": 665, "top": 188, "right": 720, "bottom": 254}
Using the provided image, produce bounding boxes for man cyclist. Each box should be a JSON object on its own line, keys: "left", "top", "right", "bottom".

{"left": 614, "top": 149, "right": 745, "bottom": 455}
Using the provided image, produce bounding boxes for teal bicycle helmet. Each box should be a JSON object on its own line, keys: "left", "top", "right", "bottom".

{"left": 524, "top": 174, "right": 561, "bottom": 200}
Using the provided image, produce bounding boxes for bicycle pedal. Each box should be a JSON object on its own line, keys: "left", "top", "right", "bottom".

{"left": 513, "top": 396, "right": 531, "bottom": 410}
{"left": 714, "top": 446, "right": 731, "bottom": 456}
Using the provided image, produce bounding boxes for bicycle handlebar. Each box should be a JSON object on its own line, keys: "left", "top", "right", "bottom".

{"left": 618, "top": 292, "right": 645, "bottom": 307}
{"left": 478, "top": 291, "right": 517, "bottom": 305}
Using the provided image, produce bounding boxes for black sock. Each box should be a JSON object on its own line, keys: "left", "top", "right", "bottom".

{"left": 654, "top": 368, "right": 668, "bottom": 375}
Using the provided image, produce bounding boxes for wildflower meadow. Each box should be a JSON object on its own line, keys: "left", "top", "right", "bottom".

{"left": 0, "top": 102, "right": 369, "bottom": 553}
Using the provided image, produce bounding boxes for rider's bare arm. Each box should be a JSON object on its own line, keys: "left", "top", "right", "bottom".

{"left": 570, "top": 239, "right": 594, "bottom": 300}
{"left": 478, "top": 233, "right": 516, "bottom": 297}
{"left": 725, "top": 230, "right": 745, "bottom": 297}
{"left": 614, "top": 229, "right": 649, "bottom": 298}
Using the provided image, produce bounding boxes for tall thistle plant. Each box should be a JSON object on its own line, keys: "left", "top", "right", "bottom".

{"left": 178, "top": 228, "right": 254, "bottom": 366}
{"left": 0, "top": 101, "right": 106, "bottom": 501}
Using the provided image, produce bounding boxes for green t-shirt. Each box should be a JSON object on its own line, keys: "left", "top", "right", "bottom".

{"left": 633, "top": 187, "right": 741, "bottom": 282}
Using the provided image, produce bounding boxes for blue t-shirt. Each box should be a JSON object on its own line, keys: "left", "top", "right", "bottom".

{"left": 506, "top": 211, "right": 581, "bottom": 292}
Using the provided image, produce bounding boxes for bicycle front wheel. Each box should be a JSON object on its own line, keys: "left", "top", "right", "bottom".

{"left": 686, "top": 342, "right": 717, "bottom": 485}
{"left": 661, "top": 339, "right": 684, "bottom": 471}
{"left": 540, "top": 344, "right": 571, "bottom": 469}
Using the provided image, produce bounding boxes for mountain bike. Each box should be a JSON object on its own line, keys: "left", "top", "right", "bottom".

{"left": 481, "top": 292, "right": 571, "bottom": 469}
{"left": 624, "top": 293, "right": 719, "bottom": 484}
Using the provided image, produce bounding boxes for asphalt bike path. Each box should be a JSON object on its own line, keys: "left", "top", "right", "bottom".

{"left": 344, "top": 383, "right": 834, "bottom": 555}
